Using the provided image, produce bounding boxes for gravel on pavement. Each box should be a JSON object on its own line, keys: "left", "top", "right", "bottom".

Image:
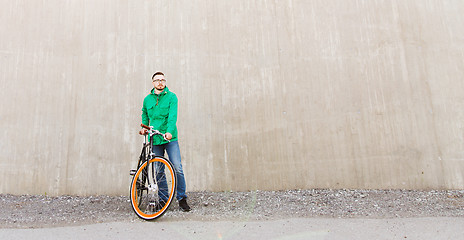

{"left": 1, "top": 189, "right": 463, "bottom": 228}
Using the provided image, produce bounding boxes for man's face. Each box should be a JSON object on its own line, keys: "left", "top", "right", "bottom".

{"left": 152, "top": 74, "right": 166, "bottom": 91}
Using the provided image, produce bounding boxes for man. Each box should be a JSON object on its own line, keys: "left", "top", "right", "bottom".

{"left": 140, "top": 71, "right": 191, "bottom": 212}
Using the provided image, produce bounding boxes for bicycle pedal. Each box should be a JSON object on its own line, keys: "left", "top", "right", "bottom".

{"left": 129, "top": 169, "right": 136, "bottom": 176}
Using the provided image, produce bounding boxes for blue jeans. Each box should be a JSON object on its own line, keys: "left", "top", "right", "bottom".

{"left": 152, "top": 141, "right": 187, "bottom": 201}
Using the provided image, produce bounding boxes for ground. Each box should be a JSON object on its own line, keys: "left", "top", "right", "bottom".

{"left": 1, "top": 189, "right": 463, "bottom": 228}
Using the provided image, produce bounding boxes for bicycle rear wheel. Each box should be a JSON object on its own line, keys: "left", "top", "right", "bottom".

{"left": 130, "top": 157, "right": 177, "bottom": 220}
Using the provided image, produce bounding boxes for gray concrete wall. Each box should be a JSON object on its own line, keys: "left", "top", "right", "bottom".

{"left": 1, "top": 0, "right": 463, "bottom": 195}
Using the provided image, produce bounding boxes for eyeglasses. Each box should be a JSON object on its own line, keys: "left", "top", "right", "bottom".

{"left": 153, "top": 79, "right": 166, "bottom": 83}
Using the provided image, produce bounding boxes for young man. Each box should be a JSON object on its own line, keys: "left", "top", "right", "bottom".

{"left": 140, "top": 71, "right": 191, "bottom": 212}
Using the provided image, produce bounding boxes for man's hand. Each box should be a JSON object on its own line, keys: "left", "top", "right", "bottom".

{"left": 139, "top": 129, "right": 148, "bottom": 135}
{"left": 165, "top": 132, "right": 172, "bottom": 140}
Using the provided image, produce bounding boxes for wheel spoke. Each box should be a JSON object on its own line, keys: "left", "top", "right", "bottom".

{"left": 130, "top": 157, "right": 177, "bottom": 220}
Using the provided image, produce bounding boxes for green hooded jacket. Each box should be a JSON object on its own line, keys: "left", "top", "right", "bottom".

{"left": 142, "top": 86, "right": 178, "bottom": 145}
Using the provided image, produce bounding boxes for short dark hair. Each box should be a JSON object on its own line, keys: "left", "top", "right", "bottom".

{"left": 152, "top": 71, "right": 164, "bottom": 79}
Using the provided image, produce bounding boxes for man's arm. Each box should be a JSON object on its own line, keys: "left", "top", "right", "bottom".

{"left": 141, "top": 99, "right": 149, "bottom": 126}
{"left": 166, "top": 94, "right": 178, "bottom": 138}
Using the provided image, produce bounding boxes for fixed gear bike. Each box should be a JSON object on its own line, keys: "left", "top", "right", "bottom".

{"left": 129, "top": 124, "right": 177, "bottom": 220}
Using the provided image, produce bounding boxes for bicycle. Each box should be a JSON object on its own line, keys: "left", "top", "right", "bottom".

{"left": 129, "top": 123, "right": 177, "bottom": 220}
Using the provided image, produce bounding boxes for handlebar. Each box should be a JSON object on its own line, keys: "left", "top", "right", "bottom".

{"left": 140, "top": 124, "right": 170, "bottom": 142}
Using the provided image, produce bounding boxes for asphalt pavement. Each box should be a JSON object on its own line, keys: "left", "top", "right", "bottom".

{"left": 1, "top": 217, "right": 463, "bottom": 240}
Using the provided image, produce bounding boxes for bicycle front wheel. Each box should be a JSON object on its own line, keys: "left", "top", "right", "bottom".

{"left": 130, "top": 157, "right": 177, "bottom": 220}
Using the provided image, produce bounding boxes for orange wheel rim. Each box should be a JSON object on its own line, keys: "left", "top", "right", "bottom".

{"left": 131, "top": 158, "right": 176, "bottom": 219}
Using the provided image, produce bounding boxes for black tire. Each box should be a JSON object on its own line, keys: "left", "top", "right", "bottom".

{"left": 130, "top": 157, "right": 177, "bottom": 220}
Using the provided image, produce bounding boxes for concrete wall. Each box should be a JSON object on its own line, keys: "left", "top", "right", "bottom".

{"left": 1, "top": 0, "right": 464, "bottom": 195}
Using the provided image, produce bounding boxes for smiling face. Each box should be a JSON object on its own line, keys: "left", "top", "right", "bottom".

{"left": 152, "top": 73, "right": 166, "bottom": 92}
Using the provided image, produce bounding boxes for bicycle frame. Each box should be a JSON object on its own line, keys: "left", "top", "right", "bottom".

{"left": 130, "top": 139, "right": 150, "bottom": 177}
{"left": 131, "top": 129, "right": 160, "bottom": 197}
{"left": 131, "top": 125, "right": 167, "bottom": 176}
